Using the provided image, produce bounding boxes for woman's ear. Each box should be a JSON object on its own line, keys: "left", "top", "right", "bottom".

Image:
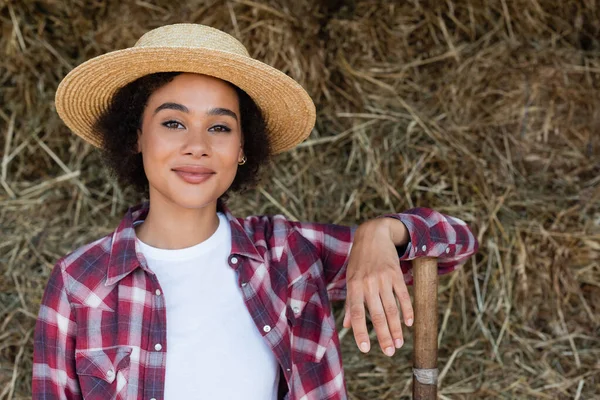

{"left": 237, "top": 133, "right": 244, "bottom": 162}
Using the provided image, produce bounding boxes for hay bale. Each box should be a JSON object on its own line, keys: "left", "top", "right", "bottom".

{"left": 1, "top": 0, "right": 598, "bottom": 398}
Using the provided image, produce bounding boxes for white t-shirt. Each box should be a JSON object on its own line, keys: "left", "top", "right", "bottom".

{"left": 135, "top": 212, "right": 280, "bottom": 399}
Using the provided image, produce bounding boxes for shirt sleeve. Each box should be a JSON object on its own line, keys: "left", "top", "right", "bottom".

{"left": 288, "top": 207, "right": 478, "bottom": 301}
{"left": 32, "top": 261, "right": 81, "bottom": 399}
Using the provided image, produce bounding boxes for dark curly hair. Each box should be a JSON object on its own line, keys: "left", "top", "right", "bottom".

{"left": 94, "top": 71, "right": 271, "bottom": 203}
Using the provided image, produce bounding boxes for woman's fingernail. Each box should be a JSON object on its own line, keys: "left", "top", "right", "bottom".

{"left": 360, "top": 342, "right": 369, "bottom": 352}
{"left": 395, "top": 339, "right": 403, "bottom": 348}
{"left": 407, "top": 318, "right": 414, "bottom": 326}
{"left": 385, "top": 346, "right": 395, "bottom": 356}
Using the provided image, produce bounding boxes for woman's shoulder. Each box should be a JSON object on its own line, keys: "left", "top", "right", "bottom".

{"left": 220, "top": 200, "right": 293, "bottom": 235}
{"left": 235, "top": 212, "right": 292, "bottom": 235}
{"left": 53, "top": 232, "right": 114, "bottom": 281}
{"left": 56, "top": 201, "right": 148, "bottom": 279}
{"left": 226, "top": 212, "right": 304, "bottom": 262}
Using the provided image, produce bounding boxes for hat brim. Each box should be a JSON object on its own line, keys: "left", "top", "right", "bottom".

{"left": 54, "top": 47, "right": 316, "bottom": 154}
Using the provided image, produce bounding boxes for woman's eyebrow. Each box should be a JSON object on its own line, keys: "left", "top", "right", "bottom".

{"left": 206, "top": 107, "right": 238, "bottom": 122}
{"left": 153, "top": 103, "right": 238, "bottom": 122}
{"left": 154, "top": 102, "right": 188, "bottom": 115}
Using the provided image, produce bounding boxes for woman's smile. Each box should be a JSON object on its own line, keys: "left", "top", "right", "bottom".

{"left": 172, "top": 166, "right": 216, "bottom": 185}
{"left": 136, "top": 73, "right": 244, "bottom": 209}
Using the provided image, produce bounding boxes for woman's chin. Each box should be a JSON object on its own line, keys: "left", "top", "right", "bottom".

{"left": 169, "top": 195, "right": 219, "bottom": 210}
{"left": 148, "top": 187, "right": 219, "bottom": 210}
{"left": 148, "top": 177, "right": 232, "bottom": 210}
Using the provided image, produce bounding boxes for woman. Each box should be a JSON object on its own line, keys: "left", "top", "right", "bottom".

{"left": 32, "top": 24, "right": 478, "bottom": 400}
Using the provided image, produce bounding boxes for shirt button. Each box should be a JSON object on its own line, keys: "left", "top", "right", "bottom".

{"left": 230, "top": 256, "right": 239, "bottom": 265}
{"left": 263, "top": 325, "right": 271, "bottom": 333}
{"left": 155, "top": 289, "right": 161, "bottom": 296}
{"left": 445, "top": 247, "right": 450, "bottom": 254}
{"left": 421, "top": 245, "right": 427, "bottom": 252}
{"left": 154, "top": 343, "right": 162, "bottom": 351}
{"left": 293, "top": 307, "right": 300, "bottom": 315}
{"left": 286, "top": 368, "right": 291, "bottom": 372}
{"left": 106, "top": 369, "right": 114, "bottom": 381}
{"left": 241, "top": 282, "right": 247, "bottom": 287}
{"left": 150, "top": 398, "right": 157, "bottom": 400}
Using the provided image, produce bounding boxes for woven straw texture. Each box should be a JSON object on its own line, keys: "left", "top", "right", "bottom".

{"left": 54, "top": 23, "right": 316, "bottom": 154}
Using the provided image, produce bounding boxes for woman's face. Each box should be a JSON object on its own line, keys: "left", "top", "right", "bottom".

{"left": 137, "top": 73, "right": 245, "bottom": 209}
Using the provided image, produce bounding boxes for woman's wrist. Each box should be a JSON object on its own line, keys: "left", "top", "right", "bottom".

{"left": 357, "top": 218, "right": 409, "bottom": 247}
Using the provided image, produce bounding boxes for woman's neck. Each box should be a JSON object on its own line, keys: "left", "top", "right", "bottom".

{"left": 134, "top": 195, "right": 220, "bottom": 250}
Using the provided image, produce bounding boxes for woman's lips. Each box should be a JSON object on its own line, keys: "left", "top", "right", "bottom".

{"left": 173, "top": 170, "right": 215, "bottom": 184}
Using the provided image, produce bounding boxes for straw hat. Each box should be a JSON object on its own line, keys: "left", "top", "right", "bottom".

{"left": 54, "top": 23, "right": 316, "bottom": 154}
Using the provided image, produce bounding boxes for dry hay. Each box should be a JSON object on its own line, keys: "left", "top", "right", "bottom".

{"left": 1, "top": 0, "right": 599, "bottom": 398}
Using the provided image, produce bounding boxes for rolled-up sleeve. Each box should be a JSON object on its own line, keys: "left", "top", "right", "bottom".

{"left": 288, "top": 207, "right": 478, "bottom": 300}
{"left": 378, "top": 207, "right": 479, "bottom": 282}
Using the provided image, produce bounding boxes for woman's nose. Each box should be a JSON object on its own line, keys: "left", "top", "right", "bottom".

{"left": 183, "top": 130, "right": 210, "bottom": 157}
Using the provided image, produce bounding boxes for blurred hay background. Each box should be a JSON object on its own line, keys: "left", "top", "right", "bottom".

{"left": 1, "top": 0, "right": 599, "bottom": 398}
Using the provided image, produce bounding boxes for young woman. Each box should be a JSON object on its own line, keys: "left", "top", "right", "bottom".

{"left": 32, "top": 24, "right": 478, "bottom": 400}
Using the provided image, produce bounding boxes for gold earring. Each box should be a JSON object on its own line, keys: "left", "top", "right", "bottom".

{"left": 238, "top": 156, "right": 247, "bottom": 165}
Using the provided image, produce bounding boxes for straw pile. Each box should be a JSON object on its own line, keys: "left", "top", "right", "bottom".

{"left": 1, "top": 0, "right": 599, "bottom": 398}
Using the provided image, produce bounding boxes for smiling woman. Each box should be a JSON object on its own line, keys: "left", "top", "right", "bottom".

{"left": 136, "top": 73, "right": 245, "bottom": 208}
{"left": 32, "top": 23, "right": 478, "bottom": 400}
{"left": 95, "top": 72, "right": 271, "bottom": 201}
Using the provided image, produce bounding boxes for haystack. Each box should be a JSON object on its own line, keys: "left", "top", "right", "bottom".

{"left": 1, "top": 1, "right": 598, "bottom": 398}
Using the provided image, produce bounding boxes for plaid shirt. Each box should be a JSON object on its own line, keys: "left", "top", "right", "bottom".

{"left": 32, "top": 200, "right": 478, "bottom": 400}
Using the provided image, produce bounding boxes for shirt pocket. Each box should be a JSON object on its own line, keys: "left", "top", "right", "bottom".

{"left": 287, "top": 275, "right": 335, "bottom": 364}
{"left": 75, "top": 345, "right": 132, "bottom": 400}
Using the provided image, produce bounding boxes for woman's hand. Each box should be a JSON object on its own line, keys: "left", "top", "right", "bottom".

{"left": 343, "top": 218, "right": 413, "bottom": 357}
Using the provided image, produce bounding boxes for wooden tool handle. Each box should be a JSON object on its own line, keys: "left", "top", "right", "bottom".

{"left": 412, "top": 257, "right": 439, "bottom": 400}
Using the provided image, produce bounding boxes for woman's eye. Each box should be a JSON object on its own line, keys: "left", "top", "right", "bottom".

{"left": 210, "top": 125, "right": 231, "bottom": 133}
{"left": 163, "top": 120, "right": 184, "bottom": 129}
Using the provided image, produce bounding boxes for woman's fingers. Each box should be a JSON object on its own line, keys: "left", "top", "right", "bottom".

{"left": 344, "top": 258, "right": 413, "bottom": 356}
{"left": 344, "top": 283, "right": 371, "bottom": 353}
{"left": 394, "top": 277, "right": 414, "bottom": 327}
{"left": 364, "top": 286, "right": 396, "bottom": 356}
{"left": 380, "top": 282, "right": 405, "bottom": 350}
